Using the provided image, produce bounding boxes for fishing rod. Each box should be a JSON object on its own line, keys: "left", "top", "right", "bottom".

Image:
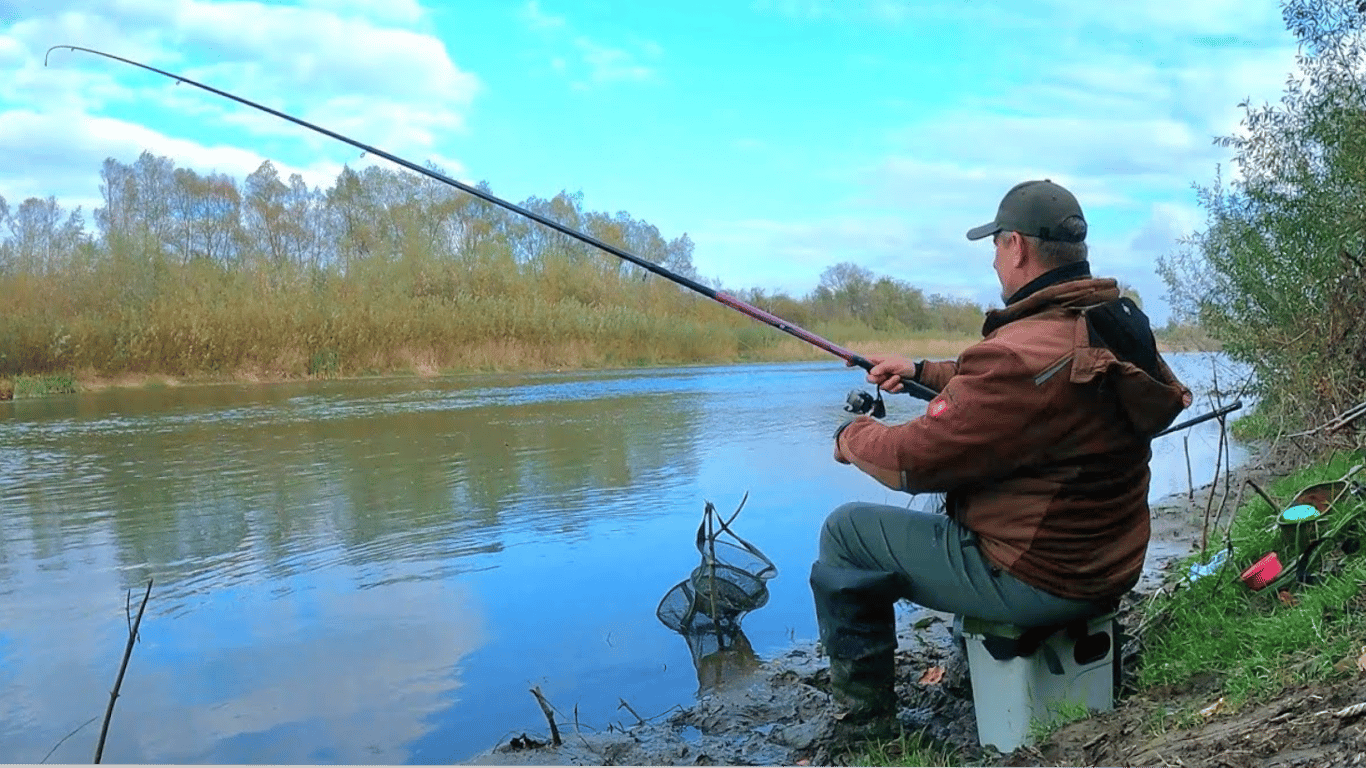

{"left": 1155, "top": 399, "right": 1243, "bottom": 438}
{"left": 44, "top": 44, "right": 939, "bottom": 407}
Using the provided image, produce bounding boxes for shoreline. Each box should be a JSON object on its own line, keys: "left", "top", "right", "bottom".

{"left": 461, "top": 441, "right": 1279, "bottom": 766}
{"left": 0, "top": 339, "right": 973, "bottom": 400}
{"left": 0, "top": 338, "right": 1213, "bottom": 401}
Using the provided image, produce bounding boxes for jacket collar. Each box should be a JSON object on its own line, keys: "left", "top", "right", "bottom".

{"left": 982, "top": 262, "right": 1117, "bottom": 337}
{"left": 1003, "top": 260, "right": 1092, "bottom": 307}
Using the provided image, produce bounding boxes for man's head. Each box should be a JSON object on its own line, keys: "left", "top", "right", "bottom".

{"left": 966, "top": 180, "right": 1089, "bottom": 302}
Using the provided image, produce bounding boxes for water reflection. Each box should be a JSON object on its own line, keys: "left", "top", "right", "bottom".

{"left": 0, "top": 371, "right": 715, "bottom": 763}
{"left": 687, "top": 626, "right": 762, "bottom": 694}
{"left": 656, "top": 497, "right": 775, "bottom": 695}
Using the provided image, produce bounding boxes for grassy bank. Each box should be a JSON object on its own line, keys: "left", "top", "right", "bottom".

{"left": 0, "top": 374, "right": 79, "bottom": 400}
{"left": 1137, "top": 451, "right": 1366, "bottom": 707}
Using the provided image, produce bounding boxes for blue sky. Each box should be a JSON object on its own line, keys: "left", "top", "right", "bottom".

{"left": 0, "top": 0, "right": 1305, "bottom": 323}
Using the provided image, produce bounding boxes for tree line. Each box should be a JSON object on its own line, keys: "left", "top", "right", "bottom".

{"left": 0, "top": 152, "right": 986, "bottom": 381}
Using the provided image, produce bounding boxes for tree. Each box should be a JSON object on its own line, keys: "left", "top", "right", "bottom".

{"left": 243, "top": 160, "right": 291, "bottom": 270}
{"left": 868, "top": 276, "right": 929, "bottom": 331}
{"left": 1158, "top": 0, "right": 1366, "bottom": 431}
{"left": 818, "top": 262, "right": 875, "bottom": 320}
{"left": 95, "top": 152, "right": 176, "bottom": 259}
{"left": 7, "top": 196, "right": 63, "bottom": 275}
{"left": 323, "top": 165, "right": 382, "bottom": 271}
{"left": 168, "top": 167, "right": 242, "bottom": 265}
{"left": 664, "top": 233, "right": 698, "bottom": 280}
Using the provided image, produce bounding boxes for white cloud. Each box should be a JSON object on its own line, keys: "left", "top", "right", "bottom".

{"left": 20, "top": 1, "right": 481, "bottom": 123}
{"left": 0, "top": 1, "right": 481, "bottom": 219}
{"left": 141, "top": 2, "right": 479, "bottom": 106}
{"left": 1129, "top": 202, "right": 1205, "bottom": 254}
{"left": 521, "top": 0, "right": 566, "bottom": 31}
{"left": 692, "top": 199, "right": 1207, "bottom": 323}
{"left": 520, "top": 1, "right": 660, "bottom": 90}
{"left": 693, "top": 214, "right": 988, "bottom": 301}
{"left": 573, "top": 37, "right": 656, "bottom": 85}
{"left": 1052, "top": 0, "right": 1290, "bottom": 39}
{"left": 719, "top": 0, "right": 1307, "bottom": 325}
{"left": 757, "top": 0, "right": 1292, "bottom": 42}
{"left": 298, "top": 0, "right": 425, "bottom": 26}
{"left": 751, "top": 0, "right": 927, "bottom": 23}
{"left": 0, "top": 108, "right": 350, "bottom": 211}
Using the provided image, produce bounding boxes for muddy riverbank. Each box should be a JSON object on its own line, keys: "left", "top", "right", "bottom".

{"left": 463, "top": 444, "right": 1284, "bottom": 767}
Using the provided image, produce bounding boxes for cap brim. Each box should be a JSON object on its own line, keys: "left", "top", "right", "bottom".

{"left": 965, "top": 222, "right": 1000, "bottom": 241}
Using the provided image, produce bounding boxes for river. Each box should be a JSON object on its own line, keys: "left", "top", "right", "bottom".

{"left": 0, "top": 351, "right": 1249, "bottom": 764}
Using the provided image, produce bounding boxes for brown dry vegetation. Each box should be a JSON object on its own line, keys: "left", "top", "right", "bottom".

{"left": 3, "top": 336, "right": 977, "bottom": 397}
{"left": 0, "top": 154, "right": 987, "bottom": 392}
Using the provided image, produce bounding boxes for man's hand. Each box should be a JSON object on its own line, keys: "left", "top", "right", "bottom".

{"left": 833, "top": 441, "right": 851, "bottom": 464}
{"left": 851, "top": 353, "right": 918, "bottom": 393}
{"left": 832, "top": 420, "right": 853, "bottom": 464}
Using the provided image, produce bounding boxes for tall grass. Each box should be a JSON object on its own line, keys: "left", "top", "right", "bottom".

{"left": 1, "top": 253, "right": 979, "bottom": 382}
{"left": 1138, "top": 451, "right": 1366, "bottom": 708}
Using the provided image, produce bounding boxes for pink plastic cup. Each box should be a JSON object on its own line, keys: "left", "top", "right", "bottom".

{"left": 1240, "top": 552, "right": 1283, "bottom": 591}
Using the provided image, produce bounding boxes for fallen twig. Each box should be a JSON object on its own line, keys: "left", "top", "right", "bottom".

{"left": 94, "top": 578, "right": 152, "bottom": 764}
{"left": 529, "top": 686, "right": 562, "bottom": 746}
{"left": 1246, "top": 479, "right": 1280, "bottom": 514}
{"left": 617, "top": 697, "right": 646, "bottom": 725}
{"left": 1286, "top": 398, "right": 1366, "bottom": 437}
{"left": 1327, "top": 400, "right": 1366, "bottom": 432}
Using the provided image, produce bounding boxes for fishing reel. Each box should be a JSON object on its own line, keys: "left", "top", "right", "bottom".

{"left": 844, "top": 389, "right": 886, "bottom": 419}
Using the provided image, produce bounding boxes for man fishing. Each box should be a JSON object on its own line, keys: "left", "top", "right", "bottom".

{"left": 810, "top": 179, "right": 1193, "bottom": 736}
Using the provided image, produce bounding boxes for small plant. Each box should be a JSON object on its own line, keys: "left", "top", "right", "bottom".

{"left": 850, "top": 726, "right": 963, "bottom": 767}
{"left": 307, "top": 350, "right": 341, "bottom": 378}
{"left": 12, "top": 373, "right": 78, "bottom": 399}
{"left": 1027, "top": 699, "right": 1092, "bottom": 744}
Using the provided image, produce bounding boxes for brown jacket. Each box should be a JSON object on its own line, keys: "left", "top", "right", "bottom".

{"left": 836, "top": 275, "right": 1191, "bottom": 600}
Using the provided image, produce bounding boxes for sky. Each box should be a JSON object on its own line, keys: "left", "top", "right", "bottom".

{"left": 0, "top": 0, "right": 1308, "bottom": 324}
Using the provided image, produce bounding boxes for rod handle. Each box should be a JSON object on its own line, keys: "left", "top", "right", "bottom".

{"left": 847, "top": 355, "right": 938, "bottom": 402}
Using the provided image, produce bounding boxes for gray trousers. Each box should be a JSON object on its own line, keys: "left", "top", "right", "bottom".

{"left": 809, "top": 498, "right": 1118, "bottom": 661}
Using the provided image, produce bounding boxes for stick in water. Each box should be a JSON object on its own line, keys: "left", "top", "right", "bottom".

{"left": 94, "top": 578, "right": 152, "bottom": 764}
{"left": 529, "top": 686, "right": 562, "bottom": 746}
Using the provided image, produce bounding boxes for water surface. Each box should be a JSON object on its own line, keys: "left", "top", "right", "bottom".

{"left": 0, "top": 352, "right": 1247, "bottom": 763}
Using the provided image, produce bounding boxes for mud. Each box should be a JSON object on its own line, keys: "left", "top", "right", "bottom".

{"left": 465, "top": 608, "right": 979, "bottom": 767}
{"left": 465, "top": 443, "right": 1366, "bottom": 767}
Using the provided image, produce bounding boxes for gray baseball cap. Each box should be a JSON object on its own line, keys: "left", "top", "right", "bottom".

{"left": 965, "top": 179, "right": 1088, "bottom": 242}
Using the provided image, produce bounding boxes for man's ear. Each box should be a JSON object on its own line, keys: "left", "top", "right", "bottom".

{"left": 1009, "top": 233, "right": 1029, "bottom": 269}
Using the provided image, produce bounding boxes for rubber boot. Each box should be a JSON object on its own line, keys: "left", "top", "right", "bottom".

{"left": 829, "top": 651, "right": 896, "bottom": 711}
{"left": 810, "top": 561, "right": 903, "bottom": 738}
